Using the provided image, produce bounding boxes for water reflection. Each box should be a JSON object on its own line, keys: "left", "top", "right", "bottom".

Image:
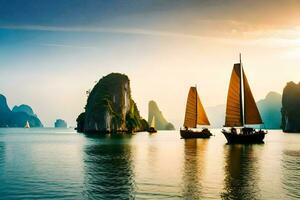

{"left": 0, "top": 142, "right": 5, "bottom": 166}
{"left": 221, "top": 145, "right": 261, "bottom": 200}
{"left": 82, "top": 135, "right": 135, "bottom": 200}
{"left": 0, "top": 142, "right": 5, "bottom": 173}
{"left": 182, "top": 139, "right": 208, "bottom": 199}
{"left": 0, "top": 142, "right": 6, "bottom": 196}
{"left": 282, "top": 150, "right": 300, "bottom": 199}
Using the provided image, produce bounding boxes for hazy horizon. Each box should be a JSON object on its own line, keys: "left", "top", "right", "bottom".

{"left": 1, "top": 0, "right": 300, "bottom": 127}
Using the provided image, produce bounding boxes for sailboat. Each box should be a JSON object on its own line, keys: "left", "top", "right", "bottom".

{"left": 222, "top": 54, "right": 267, "bottom": 144}
{"left": 148, "top": 116, "right": 157, "bottom": 133}
{"left": 180, "top": 86, "right": 212, "bottom": 139}
{"left": 25, "top": 121, "right": 30, "bottom": 128}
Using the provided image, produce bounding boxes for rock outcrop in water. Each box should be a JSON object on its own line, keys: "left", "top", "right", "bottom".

{"left": 76, "top": 73, "right": 148, "bottom": 133}
{"left": 281, "top": 82, "right": 300, "bottom": 132}
{"left": 148, "top": 100, "right": 175, "bottom": 130}
{"left": 0, "top": 94, "right": 43, "bottom": 127}
{"left": 55, "top": 119, "right": 68, "bottom": 128}
{"left": 257, "top": 92, "right": 282, "bottom": 129}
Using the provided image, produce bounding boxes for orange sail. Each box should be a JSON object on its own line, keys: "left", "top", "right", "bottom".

{"left": 225, "top": 64, "right": 243, "bottom": 127}
{"left": 196, "top": 91, "right": 210, "bottom": 126}
{"left": 184, "top": 87, "right": 210, "bottom": 128}
{"left": 243, "top": 69, "right": 263, "bottom": 125}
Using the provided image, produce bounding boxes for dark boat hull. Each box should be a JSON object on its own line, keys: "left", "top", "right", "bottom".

{"left": 148, "top": 127, "right": 157, "bottom": 134}
{"left": 180, "top": 129, "right": 212, "bottom": 139}
{"left": 222, "top": 130, "right": 266, "bottom": 144}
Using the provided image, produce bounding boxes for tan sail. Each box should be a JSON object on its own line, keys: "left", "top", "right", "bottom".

{"left": 184, "top": 87, "right": 210, "bottom": 128}
{"left": 196, "top": 92, "right": 210, "bottom": 125}
{"left": 243, "top": 69, "right": 263, "bottom": 124}
{"left": 225, "top": 64, "right": 243, "bottom": 127}
{"left": 184, "top": 87, "right": 197, "bottom": 128}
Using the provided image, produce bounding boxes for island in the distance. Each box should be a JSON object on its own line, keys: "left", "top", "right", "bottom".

{"left": 281, "top": 81, "right": 300, "bottom": 132}
{"left": 76, "top": 73, "right": 148, "bottom": 134}
{"left": 0, "top": 94, "right": 43, "bottom": 127}
{"left": 148, "top": 100, "right": 175, "bottom": 130}
{"left": 55, "top": 119, "right": 68, "bottom": 128}
{"left": 257, "top": 91, "right": 282, "bottom": 129}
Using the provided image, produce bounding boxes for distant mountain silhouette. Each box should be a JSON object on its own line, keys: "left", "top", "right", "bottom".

{"left": 206, "top": 92, "right": 281, "bottom": 129}
{"left": 0, "top": 94, "right": 43, "bottom": 128}
{"left": 148, "top": 100, "right": 175, "bottom": 130}
{"left": 55, "top": 119, "right": 68, "bottom": 128}
{"left": 281, "top": 82, "right": 300, "bottom": 132}
{"left": 12, "top": 104, "right": 36, "bottom": 117}
{"left": 257, "top": 92, "right": 281, "bottom": 129}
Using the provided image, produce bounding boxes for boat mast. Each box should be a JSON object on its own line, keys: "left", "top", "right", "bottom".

{"left": 239, "top": 53, "right": 245, "bottom": 126}
{"left": 195, "top": 84, "right": 197, "bottom": 128}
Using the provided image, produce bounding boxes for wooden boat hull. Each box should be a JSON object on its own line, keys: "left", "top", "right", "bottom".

{"left": 148, "top": 127, "right": 157, "bottom": 134}
{"left": 180, "top": 129, "right": 212, "bottom": 139}
{"left": 222, "top": 130, "right": 266, "bottom": 144}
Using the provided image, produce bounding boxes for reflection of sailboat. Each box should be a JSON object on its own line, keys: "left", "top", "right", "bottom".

{"left": 180, "top": 86, "right": 212, "bottom": 139}
{"left": 222, "top": 54, "right": 267, "bottom": 144}
{"left": 148, "top": 116, "right": 157, "bottom": 133}
{"left": 24, "top": 121, "right": 30, "bottom": 128}
{"left": 221, "top": 145, "right": 260, "bottom": 199}
{"left": 182, "top": 139, "right": 208, "bottom": 199}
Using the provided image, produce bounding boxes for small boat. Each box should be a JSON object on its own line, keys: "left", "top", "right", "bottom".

{"left": 25, "top": 121, "right": 30, "bottom": 128}
{"left": 180, "top": 86, "right": 212, "bottom": 139}
{"left": 148, "top": 116, "right": 157, "bottom": 133}
{"left": 222, "top": 54, "right": 267, "bottom": 144}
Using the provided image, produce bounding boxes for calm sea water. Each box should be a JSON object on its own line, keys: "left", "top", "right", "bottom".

{"left": 0, "top": 128, "right": 299, "bottom": 200}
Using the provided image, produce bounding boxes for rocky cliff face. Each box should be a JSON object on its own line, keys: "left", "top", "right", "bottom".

{"left": 0, "top": 94, "right": 43, "bottom": 127}
{"left": 148, "top": 100, "right": 175, "bottom": 130}
{"left": 55, "top": 119, "right": 68, "bottom": 128}
{"left": 77, "top": 73, "right": 148, "bottom": 133}
{"left": 281, "top": 82, "right": 300, "bottom": 132}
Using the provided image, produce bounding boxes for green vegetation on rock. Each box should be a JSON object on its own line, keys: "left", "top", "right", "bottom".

{"left": 77, "top": 73, "right": 148, "bottom": 133}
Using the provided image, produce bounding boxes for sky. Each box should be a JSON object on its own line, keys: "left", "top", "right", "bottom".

{"left": 1, "top": 0, "right": 300, "bottom": 127}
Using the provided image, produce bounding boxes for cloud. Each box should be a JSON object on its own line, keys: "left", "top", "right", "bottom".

{"left": 2, "top": 24, "right": 300, "bottom": 49}
{"left": 39, "top": 43, "right": 98, "bottom": 49}
{"left": 0, "top": 24, "right": 205, "bottom": 39}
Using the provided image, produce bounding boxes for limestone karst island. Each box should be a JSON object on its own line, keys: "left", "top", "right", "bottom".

{"left": 76, "top": 73, "right": 148, "bottom": 134}
{"left": 148, "top": 100, "right": 175, "bottom": 130}
{"left": 0, "top": 94, "right": 43, "bottom": 128}
{"left": 282, "top": 81, "right": 300, "bottom": 132}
